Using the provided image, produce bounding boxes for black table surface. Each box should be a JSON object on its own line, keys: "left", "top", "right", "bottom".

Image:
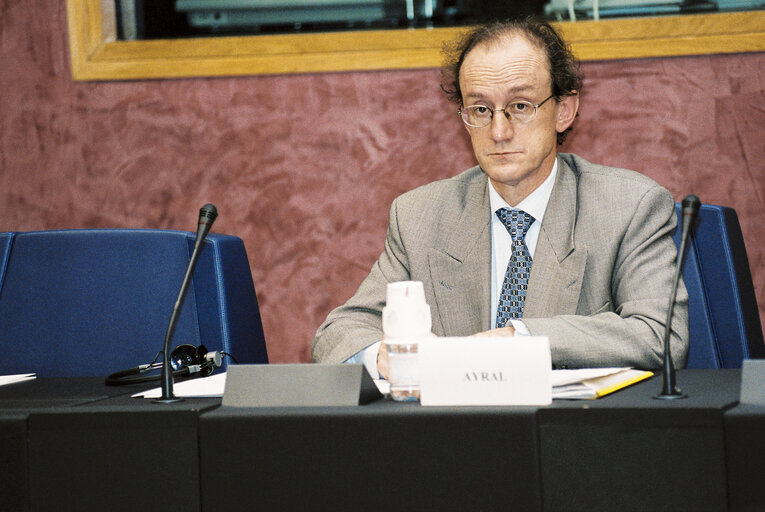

{"left": 539, "top": 370, "right": 742, "bottom": 511}
{"left": 0, "top": 376, "right": 219, "bottom": 512}
{"left": 2, "top": 369, "right": 760, "bottom": 512}
{"left": 196, "top": 369, "right": 743, "bottom": 512}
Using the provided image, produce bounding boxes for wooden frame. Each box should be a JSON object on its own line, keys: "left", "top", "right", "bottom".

{"left": 67, "top": 0, "right": 765, "bottom": 81}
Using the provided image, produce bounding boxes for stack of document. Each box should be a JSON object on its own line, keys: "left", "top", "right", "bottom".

{"left": 552, "top": 368, "right": 653, "bottom": 399}
{"left": 375, "top": 368, "right": 652, "bottom": 400}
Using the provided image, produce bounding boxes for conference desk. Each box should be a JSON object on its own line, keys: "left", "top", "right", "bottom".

{"left": 1, "top": 370, "right": 763, "bottom": 512}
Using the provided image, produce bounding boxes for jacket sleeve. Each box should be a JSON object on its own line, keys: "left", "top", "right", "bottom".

{"left": 523, "top": 185, "right": 689, "bottom": 370}
{"left": 311, "top": 198, "right": 410, "bottom": 363}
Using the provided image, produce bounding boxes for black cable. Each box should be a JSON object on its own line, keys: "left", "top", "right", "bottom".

{"left": 220, "top": 352, "right": 239, "bottom": 364}
{"left": 104, "top": 350, "right": 235, "bottom": 386}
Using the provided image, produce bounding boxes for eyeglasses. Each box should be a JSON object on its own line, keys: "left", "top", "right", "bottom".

{"left": 458, "top": 95, "right": 555, "bottom": 128}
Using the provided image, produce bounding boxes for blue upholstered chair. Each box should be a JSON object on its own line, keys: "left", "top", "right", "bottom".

{"left": 0, "top": 229, "right": 268, "bottom": 377}
{"left": 674, "top": 204, "right": 765, "bottom": 368}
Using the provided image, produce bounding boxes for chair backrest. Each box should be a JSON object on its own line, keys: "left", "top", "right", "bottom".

{"left": 675, "top": 204, "right": 764, "bottom": 368}
{"left": 0, "top": 229, "right": 268, "bottom": 377}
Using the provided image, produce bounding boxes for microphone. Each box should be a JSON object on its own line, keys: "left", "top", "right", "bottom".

{"left": 655, "top": 194, "right": 700, "bottom": 400}
{"left": 156, "top": 204, "right": 219, "bottom": 403}
{"left": 196, "top": 203, "right": 217, "bottom": 243}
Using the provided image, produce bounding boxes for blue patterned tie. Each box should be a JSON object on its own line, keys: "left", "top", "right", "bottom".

{"left": 496, "top": 208, "right": 535, "bottom": 328}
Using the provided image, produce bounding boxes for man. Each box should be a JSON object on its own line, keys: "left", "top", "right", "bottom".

{"left": 312, "top": 18, "right": 688, "bottom": 376}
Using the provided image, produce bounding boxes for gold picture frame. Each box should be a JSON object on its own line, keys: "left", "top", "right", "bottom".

{"left": 67, "top": 0, "right": 765, "bottom": 81}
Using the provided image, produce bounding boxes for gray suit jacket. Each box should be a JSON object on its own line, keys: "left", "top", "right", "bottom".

{"left": 312, "top": 153, "right": 689, "bottom": 370}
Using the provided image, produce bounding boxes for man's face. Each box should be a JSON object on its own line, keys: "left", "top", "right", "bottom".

{"left": 459, "top": 34, "right": 578, "bottom": 204}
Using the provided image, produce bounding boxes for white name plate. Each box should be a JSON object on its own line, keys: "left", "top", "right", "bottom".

{"left": 418, "top": 337, "right": 552, "bottom": 406}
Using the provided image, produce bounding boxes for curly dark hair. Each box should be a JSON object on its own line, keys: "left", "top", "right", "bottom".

{"left": 441, "top": 17, "right": 584, "bottom": 145}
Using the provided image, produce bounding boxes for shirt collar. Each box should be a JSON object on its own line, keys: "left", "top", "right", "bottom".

{"left": 488, "top": 158, "right": 557, "bottom": 224}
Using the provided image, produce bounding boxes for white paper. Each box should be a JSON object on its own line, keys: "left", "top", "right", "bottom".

{"left": 551, "top": 367, "right": 629, "bottom": 387}
{"left": 133, "top": 372, "right": 227, "bottom": 398}
{"left": 552, "top": 368, "right": 652, "bottom": 399}
{"left": 418, "top": 337, "right": 552, "bottom": 406}
{"left": 0, "top": 373, "right": 36, "bottom": 386}
{"left": 374, "top": 379, "right": 390, "bottom": 395}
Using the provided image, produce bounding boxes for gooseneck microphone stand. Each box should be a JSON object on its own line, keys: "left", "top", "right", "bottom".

{"left": 654, "top": 194, "right": 700, "bottom": 400}
{"left": 155, "top": 204, "right": 218, "bottom": 403}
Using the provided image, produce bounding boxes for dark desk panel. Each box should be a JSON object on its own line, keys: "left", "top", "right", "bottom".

{"left": 724, "top": 402, "right": 765, "bottom": 512}
{"left": 28, "top": 407, "right": 208, "bottom": 511}
{"left": 1, "top": 409, "right": 32, "bottom": 512}
{"left": 539, "top": 370, "right": 741, "bottom": 512}
{"left": 0, "top": 377, "right": 140, "bottom": 512}
{"left": 199, "top": 401, "right": 542, "bottom": 512}
{"left": 0, "top": 377, "right": 219, "bottom": 512}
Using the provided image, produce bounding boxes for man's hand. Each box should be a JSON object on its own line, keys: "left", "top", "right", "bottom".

{"left": 379, "top": 327, "right": 515, "bottom": 378}
{"left": 377, "top": 332, "right": 437, "bottom": 380}
{"left": 377, "top": 341, "right": 390, "bottom": 380}
{"left": 472, "top": 325, "right": 516, "bottom": 337}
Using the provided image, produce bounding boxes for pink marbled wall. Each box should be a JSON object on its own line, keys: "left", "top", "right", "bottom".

{"left": 1, "top": 2, "right": 763, "bottom": 363}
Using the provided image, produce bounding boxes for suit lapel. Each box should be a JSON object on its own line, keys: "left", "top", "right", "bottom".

{"left": 524, "top": 157, "right": 587, "bottom": 318}
{"left": 428, "top": 177, "right": 492, "bottom": 336}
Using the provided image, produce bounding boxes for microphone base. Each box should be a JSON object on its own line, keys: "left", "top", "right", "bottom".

{"left": 653, "top": 391, "right": 687, "bottom": 400}
{"left": 153, "top": 396, "right": 184, "bottom": 404}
